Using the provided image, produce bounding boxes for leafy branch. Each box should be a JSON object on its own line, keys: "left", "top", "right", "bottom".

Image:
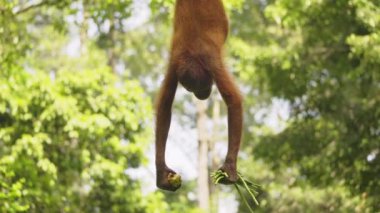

{"left": 13, "top": 0, "right": 52, "bottom": 15}
{"left": 211, "top": 170, "right": 261, "bottom": 213}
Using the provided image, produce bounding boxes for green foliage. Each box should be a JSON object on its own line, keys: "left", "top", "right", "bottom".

{"left": 160, "top": 180, "right": 202, "bottom": 213}
{"left": 0, "top": 69, "right": 153, "bottom": 212}
{"left": 149, "top": 0, "right": 244, "bottom": 14}
{"left": 84, "top": 0, "right": 133, "bottom": 23}
{"left": 0, "top": 1, "right": 201, "bottom": 212}
{"left": 0, "top": 4, "right": 27, "bottom": 69}
{"left": 237, "top": 157, "right": 368, "bottom": 213}
{"left": 231, "top": 0, "right": 380, "bottom": 211}
{"left": 1, "top": 0, "right": 379, "bottom": 212}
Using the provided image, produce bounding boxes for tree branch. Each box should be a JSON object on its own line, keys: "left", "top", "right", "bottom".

{"left": 13, "top": 0, "right": 51, "bottom": 15}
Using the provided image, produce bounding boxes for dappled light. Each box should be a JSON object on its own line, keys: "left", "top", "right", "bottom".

{"left": 0, "top": 0, "right": 379, "bottom": 212}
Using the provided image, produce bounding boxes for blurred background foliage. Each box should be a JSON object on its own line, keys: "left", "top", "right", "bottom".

{"left": 0, "top": 0, "right": 379, "bottom": 212}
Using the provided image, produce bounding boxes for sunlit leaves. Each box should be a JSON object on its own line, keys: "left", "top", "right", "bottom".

{"left": 0, "top": 177, "right": 29, "bottom": 212}
{"left": 149, "top": 0, "right": 245, "bottom": 15}
{"left": 223, "top": 0, "right": 245, "bottom": 11}
{"left": 347, "top": 32, "right": 380, "bottom": 64}
{"left": 0, "top": 68, "right": 153, "bottom": 211}
{"left": 242, "top": 0, "right": 380, "bottom": 210}
{"left": 349, "top": 0, "right": 380, "bottom": 30}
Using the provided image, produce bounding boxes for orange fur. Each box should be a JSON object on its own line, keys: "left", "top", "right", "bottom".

{"left": 155, "top": 0, "right": 243, "bottom": 191}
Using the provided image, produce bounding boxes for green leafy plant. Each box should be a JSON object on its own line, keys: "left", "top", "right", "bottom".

{"left": 211, "top": 170, "right": 260, "bottom": 213}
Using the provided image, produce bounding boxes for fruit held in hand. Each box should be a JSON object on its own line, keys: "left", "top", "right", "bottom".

{"left": 167, "top": 173, "right": 181, "bottom": 188}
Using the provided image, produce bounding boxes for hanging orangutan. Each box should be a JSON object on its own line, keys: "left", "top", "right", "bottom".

{"left": 155, "top": 0, "right": 243, "bottom": 191}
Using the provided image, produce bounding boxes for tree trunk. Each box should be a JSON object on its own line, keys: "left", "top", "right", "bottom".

{"left": 209, "top": 95, "right": 221, "bottom": 213}
{"left": 196, "top": 99, "right": 210, "bottom": 211}
{"left": 107, "top": 17, "right": 117, "bottom": 74}
{"left": 80, "top": 0, "right": 88, "bottom": 55}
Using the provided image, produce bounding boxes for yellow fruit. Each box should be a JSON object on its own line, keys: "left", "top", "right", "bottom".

{"left": 168, "top": 173, "right": 181, "bottom": 188}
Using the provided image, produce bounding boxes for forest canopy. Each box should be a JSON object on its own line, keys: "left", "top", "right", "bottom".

{"left": 0, "top": 0, "right": 379, "bottom": 212}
